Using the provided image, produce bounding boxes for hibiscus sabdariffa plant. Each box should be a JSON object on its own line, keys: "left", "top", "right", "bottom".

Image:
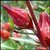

{"left": 1, "top": 1, "right": 50, "bottom": 50}
{"left": 26, "top": 1, "right": 50, "bottom": 49}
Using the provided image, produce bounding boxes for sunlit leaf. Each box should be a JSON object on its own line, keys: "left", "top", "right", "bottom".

{"left": 9, "top": 16, "right": 14, "bottom": 28}
{"left": 45, "top": 7, "right": 50, "bottom": 15}
{"left": 10, "top": 37, "right": 39, "bottom": 45}
{"left": 38, "top": 5, "right": 45, "bottom": 10}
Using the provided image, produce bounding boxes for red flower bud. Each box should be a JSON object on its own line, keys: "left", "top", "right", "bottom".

{"left": 1, "top": 30, "right": 10, "bottom": 40}
{"left": 39, "top": 12, "right": 50, "bottom": 46}
{"left": 2, "top": 22, "right": 12, "bottom": 31}
{"left": 2, "top": 4, "right": 33, "bottom": 29}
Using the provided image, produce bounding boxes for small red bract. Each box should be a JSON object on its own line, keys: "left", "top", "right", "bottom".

{"left": 1, "top": 30, "right": 10, "bottom": 40}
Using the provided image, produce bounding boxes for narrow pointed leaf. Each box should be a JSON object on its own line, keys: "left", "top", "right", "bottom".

{"left": 10, "top": 37, "right": 39, "bottom": 45}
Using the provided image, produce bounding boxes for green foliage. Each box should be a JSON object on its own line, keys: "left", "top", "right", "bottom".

{"left": 9, "top": 17, "right": 14, "bottom": 29}
{"left": 1, "top": 39, "right": 19, "bottom": 50}
{"left": 45, "top": 7, "right": 50, "bottom": 15}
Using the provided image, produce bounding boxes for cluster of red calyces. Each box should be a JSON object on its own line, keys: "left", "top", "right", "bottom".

{"left": 2, "top": 1, "right": 50, "bottom": 49}
{"left": 0, "top": 22, "right": 11, "bottom": 40}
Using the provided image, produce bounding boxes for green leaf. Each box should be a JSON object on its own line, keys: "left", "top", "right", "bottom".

{"left": 1, "top": 43, "right": 14, "bottom": 50}
{"left": 9, "top": 16, "right": 14, "bottom": 28}
{"left": 1, "top": 39, "right": 19, "bottom": 50}
{"left": 38, "top": 5, "right": 45, "bottom": 10}
{"left": 10, "top": 37, "right": 39, "bottom": 45}
{"left": 23, "top": 43, "right": 36, "bottom": 50}
{"left": 35, "top": 5, "right": 45, "bottom": 12}
{"left": 45, "top": 7, "right": 50, "bottom": 15}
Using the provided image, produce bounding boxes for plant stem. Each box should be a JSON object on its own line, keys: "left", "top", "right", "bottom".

{"left": 26, "top": 1, "right": 47, "bottom": 47}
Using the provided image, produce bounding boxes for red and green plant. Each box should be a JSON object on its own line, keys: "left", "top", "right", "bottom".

{"left": 1, "top": 1, "right": 50, "bottom": 50}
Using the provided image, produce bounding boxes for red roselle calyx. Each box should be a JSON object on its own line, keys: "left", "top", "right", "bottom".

{"left": 2, "top": 4, "right": 33, "bottom": 29}
{"left": 1, "top": 30, "right": 10, "bottom": 40}
{"left": 26, "top": 1, "right": 47, "bottom": 47}
{"left": 39, "top": 12, "right": 50, "bottom": 46}
{"left": 2, "top": 22, "right": 12, "bottom": 31}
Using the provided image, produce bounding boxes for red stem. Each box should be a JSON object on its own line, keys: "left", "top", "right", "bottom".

{"left": 26, "top": 1, "right": 47, "bottom": 47}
